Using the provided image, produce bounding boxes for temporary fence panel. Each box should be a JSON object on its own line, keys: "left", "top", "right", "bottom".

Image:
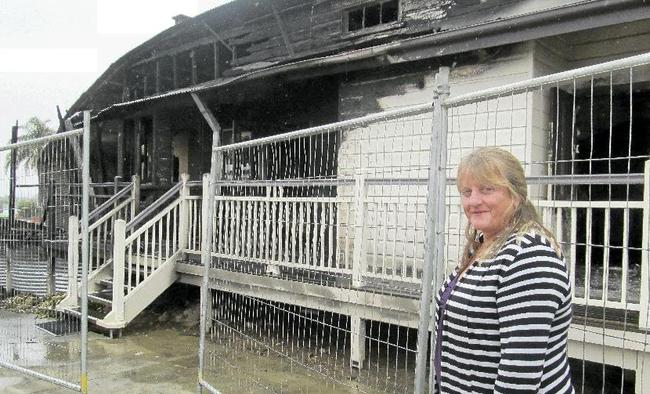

{"left": 439, "top": 52, "right": 650, "bottom": 393}
{"left": 0, "top": 119, "right": 90, "bottom": 391}
{"left": 195, "top": 52, "right": 650, "bottom": 393}
{"left": 197, "top": 103, "right": 436, "bottom": 393}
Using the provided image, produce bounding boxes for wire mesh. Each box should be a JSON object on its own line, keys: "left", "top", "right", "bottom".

{"left": 0, "top": 131, "right": 84, "bottom": 390}
{"left": 199, "top": 53, "right": 650, "bottom": 393}
{"left": 199, "top": 107, "right": 433, "bottom": 392}
{"left": 442, "top": 59, "right": 650, "bottom": 393}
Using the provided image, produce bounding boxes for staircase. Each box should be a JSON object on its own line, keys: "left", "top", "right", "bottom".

{"left": 57, "top": 175, "right": 198, "bottom": 335}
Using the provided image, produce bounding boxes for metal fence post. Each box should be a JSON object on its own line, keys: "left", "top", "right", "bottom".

{"left": 414, "top": 67, "right": 450, "bottom": 394}
{"left": 46, "top": 181, "right": 56, "bottom": 296}
{"left": 198, "top": 126, "right": 222, "bottom": 391}
{"left": 639, "top": 159, "right": 650, "bottom": 330}
{"left": 80, "top": 110, "right": 91, "bottom": 393}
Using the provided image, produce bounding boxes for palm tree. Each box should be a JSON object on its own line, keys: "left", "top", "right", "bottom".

{"left": 4, "top": 117, "right": 54, "bottom": 172}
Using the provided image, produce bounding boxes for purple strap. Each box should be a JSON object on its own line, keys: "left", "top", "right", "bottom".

{"left": 434, "top": 272, "right": 461, "bottom": 390}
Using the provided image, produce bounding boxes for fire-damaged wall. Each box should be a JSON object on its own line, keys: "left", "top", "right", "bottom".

{"left": 115, "top": 0, "right": 457, "bottom": 104}
{"left": 218, "top": 0, "right": 453, "bottom": 68}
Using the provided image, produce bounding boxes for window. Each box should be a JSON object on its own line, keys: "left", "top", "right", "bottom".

{"left": 346, "top": 0, "right": 399, "bottom": 33}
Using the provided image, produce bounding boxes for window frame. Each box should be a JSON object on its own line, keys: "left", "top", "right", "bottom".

{"left": 343, "top": 0, "right": 401, "bottom": 35}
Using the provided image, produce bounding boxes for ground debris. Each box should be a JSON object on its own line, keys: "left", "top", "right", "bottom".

{"left": 0, "top": 293, "right": 65, "bottom": 317}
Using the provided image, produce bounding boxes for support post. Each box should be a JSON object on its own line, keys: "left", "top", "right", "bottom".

{"left": 110, "top": 219, "right": 126, "bottom": 325}
{"left": 131, "top": 175, "right": 140, "bottom": 219}
{"left": 350, "top": 315, "right": 366, "bottom": 370}
{"left": 639, "top": 160, "right": 650, "bottom": 330}
{"left": 352, "top": 174, "right": 366, "bottom": 288}
{"left": 117, "top": 126, "right": 124, "bottom": 178}
{"left": 414, "top": 67, "right": 450, "bottom": 394}
{"left": 201, "top": 173, "right": 214, "bottom": 330}
{"left": 113, "top": 176, "right": 122, "bottom": 212}
{"left": 134, "top": 120, "right": 142, "bottom": 181}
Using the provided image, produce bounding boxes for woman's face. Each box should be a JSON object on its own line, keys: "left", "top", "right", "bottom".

{"left": 459, "top": 173, "right": 516, "bottom": 242}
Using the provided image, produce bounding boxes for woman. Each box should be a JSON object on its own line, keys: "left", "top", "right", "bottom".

{"left": 434, "top": 147, "right": 574, "bottom": 393}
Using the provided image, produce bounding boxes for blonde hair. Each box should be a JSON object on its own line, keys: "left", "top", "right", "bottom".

{"left": 457, "top": 147, "right": 559, "bottom": 269}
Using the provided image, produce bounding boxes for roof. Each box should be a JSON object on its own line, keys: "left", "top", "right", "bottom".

{"left": 71, "top": 0, "right": 650, "bottom": 120}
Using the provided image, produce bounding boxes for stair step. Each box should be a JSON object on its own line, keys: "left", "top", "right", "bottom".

{"left": 88, "top": 290, "right": 113, "bottom": 305}
{"left": 63, "top": 307, "right": 101, "bottom": 324}
{"left": 99, "top": 278, "right": 113, "bottom": 288}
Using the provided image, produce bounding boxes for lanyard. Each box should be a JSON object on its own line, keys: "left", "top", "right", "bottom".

{"left": 434, "top": 272, "right": 461, "bottom": 390}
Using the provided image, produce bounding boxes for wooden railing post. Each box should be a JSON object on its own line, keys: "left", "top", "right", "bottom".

{"left": 111, "top": 219, "right": 126, "bottom": 324}
{"left": 639, "top": 160, "right": 650, "bottom": 330}
{"left": 131, "top": 175, "right": 140, "bottom": 220}
{"left": 58, "top": 216, "right": 79, "bottom": 309}
{"left": 201, "top": 173, "right": 210, "bottom": 253}
{"left": 179, "top": 173, "right": 190, "bottom": 251}
{"left": 352, "top": 174, "right": 366, "bottom": 287}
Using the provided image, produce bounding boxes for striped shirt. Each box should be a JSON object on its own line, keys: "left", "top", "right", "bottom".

{"left": 434, "top": 231, "right": 574, "bottom": 393}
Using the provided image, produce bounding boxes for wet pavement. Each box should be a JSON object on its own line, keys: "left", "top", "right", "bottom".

{"left": 0, "top": 313, "right": 200, "bottom": 393}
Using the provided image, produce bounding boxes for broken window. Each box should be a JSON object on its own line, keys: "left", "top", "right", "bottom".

{"left": 345, "top": 0, "right": 399, "bottom": 33}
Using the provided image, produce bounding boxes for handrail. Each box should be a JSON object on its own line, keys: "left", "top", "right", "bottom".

{"left": 126, "top": 181, "right": 182, "bottom": 232}
{"left": 88, "top": 199, "right": 133, "bottom": 232}
{"left": 88, "top": 183, "right": 134, "bottom": 221}
{"left": 125, "top": 197, "right": 183, "bottom": 244}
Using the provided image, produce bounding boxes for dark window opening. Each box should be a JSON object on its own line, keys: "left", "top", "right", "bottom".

{"left": 365, "top": 4, "right": 380, "bottom": 28}
{"left": 382, "top": 0, "right": 399, "bottom": 23}
{"left": 348, "top": 9, "right": 363, "bottom": 31}
{"left": 552, "top": 85, "right": 650, "bottom": 201}
{"left": 346, "top": 0, "right": 399, "bottom": 32}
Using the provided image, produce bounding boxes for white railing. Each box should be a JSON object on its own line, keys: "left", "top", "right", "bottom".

{"left": 537, "top": 199, "right": 646, "bottom": 313}
{"left": 88, "top": 197, "right": 133, "bottom": 273}
{"left": 59, "top": 177, "right": 139, "bottom": 309}
{"left": 207, "top": 194, "right": 347, "bottom": 274}
{"left": 105, "top": 177, "right": 190, "bottom": 326}
{"left": 199, "top": 179, "right": 427, "bottom": 285}
{"left": 120, "top": 196, "right": 183, "bottom": 292}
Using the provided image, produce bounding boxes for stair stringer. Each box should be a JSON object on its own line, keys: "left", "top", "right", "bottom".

{"left": 98, "top": 249, "right": 183, "bottom": 330}
{"left": 57, "top": 259, "right": 113, "bottom": 311}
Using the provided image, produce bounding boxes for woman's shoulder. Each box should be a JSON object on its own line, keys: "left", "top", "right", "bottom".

{"left": 503, "top": 229, "right": 559, "bottom": 253}
{"left": 498, "top": 230, "right": 567, "bottom": 271}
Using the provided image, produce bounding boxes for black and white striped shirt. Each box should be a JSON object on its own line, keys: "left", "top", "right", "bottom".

{"left": 434, "top": 231, "right": 574, "bottom": 393}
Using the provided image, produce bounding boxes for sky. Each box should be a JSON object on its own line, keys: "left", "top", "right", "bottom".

{"left": 0, "top": 0, "right": 233, "bottom": 144}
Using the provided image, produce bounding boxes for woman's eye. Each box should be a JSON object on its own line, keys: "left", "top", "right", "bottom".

{"left": 480, "top": 186, "right": 495, "bottom": 194}
{"left": 461, "top": 190, "right": 472, "bottom": 197}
